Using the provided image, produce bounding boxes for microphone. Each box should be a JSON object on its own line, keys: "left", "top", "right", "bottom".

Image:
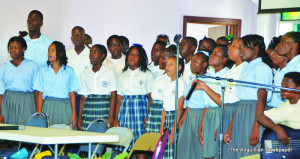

{"left": 174, "top": 34, "right": 182, "bottom": 44}
{"left": 0, "top": 125, "right": 25, "bottom": 130}
{"left": 186, "top": 82, "right": 198, "bottom": 100}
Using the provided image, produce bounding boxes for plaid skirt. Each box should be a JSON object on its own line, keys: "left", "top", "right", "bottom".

{"left": 82, "top": 94, "right": 111, "bottom": 131}
{"left": 163, "top": 110, "right": 175, "bottom": 159}
{"left": 229, "top": 100, "right": 264, "bottom": 159}
{"left": 42, "top": 97, "right": 72, "bottom": 126}
{"left": 145, "top": 100, "right": 163, "bottom": 133}
{"left": 1, "top": 90, "right": 35, "bottom": 125}
{"left": 117, "top": 95, "right": 149, "bottom": 151}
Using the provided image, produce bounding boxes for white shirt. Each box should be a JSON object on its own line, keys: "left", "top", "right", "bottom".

{"left": 151, "top": 74, "right": 167, "bottom": 100}
{"left": 66, "top": 46, "right": 91, "bottom": 82}
{"left": 182, "top": 61, "right": 193, "bottom": 86}
{"left": 223, "top": 62, "right": 245, "bottom": 103}
{"left": 117, "top": 67, "right": 154, "bottom": 96}
{"left": 265, "top": 99, "right": 300, "bottom": 129}
{"left": 163, "top": 77, "right": 185, "bottom": 111}
{"left": 78, "top": 65, "right": 118, "bottom": 97}
{"left": 103, "top": 54, "right": 126, "bottom": 76}
{"left": 148, "top": 62, "right": 165, "bottom": 79}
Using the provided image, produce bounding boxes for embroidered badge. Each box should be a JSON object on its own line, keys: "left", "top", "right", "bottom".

{"left": 101, "top": 81, "right": 109, "bottom": 88}
{"left": 139, "top": 80, "right": 143, "bottom": 86}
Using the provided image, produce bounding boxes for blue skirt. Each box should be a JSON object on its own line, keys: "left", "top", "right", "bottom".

{"left": 177, "top": 108, "right": 205, "bottom": 159}
{"left": 203, "top": 107, "right": 221, "bottom": 158}
{"left": 117, "top": 95, "right": 149, "bottom": 151}
{"left": 145, "top": 100, "right": 163, "bottom": 133}
{"left": 42, "top": 97, "right": 72, "bottom": 126}
{"left": 229, "top": 100, "right": 264, "bottom": 159}
{"left": 222, "top": 102, "right": 238, "bottom": 158}
{"left": 82, "top": 94, "right": 111, "bottom": 131}
{"left": 163, "top": 110, "right": 175, "bottom": 159}
{"left": 1, "top": 90, "right": 35, "bottom": 125}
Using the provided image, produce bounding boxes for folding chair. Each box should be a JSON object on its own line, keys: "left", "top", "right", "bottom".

{"left": 77, "top": 118, "right": 110, "bottom": 158}
{"left": 92, "top": 127, "right": 132, "bottom": 159}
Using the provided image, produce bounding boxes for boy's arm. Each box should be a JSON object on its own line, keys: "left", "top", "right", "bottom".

{"left": 257, "top": 113, "right": 290, "bottom": 145}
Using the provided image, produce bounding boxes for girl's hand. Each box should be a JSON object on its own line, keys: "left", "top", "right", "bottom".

{"left": 107, "top": 116, "right": 114, "bottom": 128}
{"left": 70, "top": 113, "right": 77, "bottom": 129}
{"left": 143, "top": 117, "right": 148, "bottom": 129}
{"left": 113, "top": 120, "right": 120, "bottom": 127}
{"left": 193, "top": 80, "right": 207, "bottom": 90}
{"left": 250, "top": 127, "right": 259, "bottom": 146}
{"left": 169, "top": 130, "right": 175, "bottom": 145}
{"left": 77, "top": 117, "right": 82, "bottom": 130}
{"left": 0, "top": 115, "right": 4, "bottom": 123}
{"left": 223, "top": 130, "right": 232, "bottom": 144}
{"left": 198, "top": 129, "right": 203, "bottom": 147}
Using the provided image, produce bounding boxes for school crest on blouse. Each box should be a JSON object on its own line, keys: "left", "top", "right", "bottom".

{"left": 172, "top": 89, "right": 175, "bottom": 96}
{"left": 101, "top": 81, "right": 109, "bottom": 88}
{"left": 139, "top": 80, "right": 143, "bottom": 86}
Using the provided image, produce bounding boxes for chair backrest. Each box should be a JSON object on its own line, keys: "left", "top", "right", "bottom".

{"left": 105, "top": 127, "right": 133, "bottom": 152}
{"left": 26, "top": 112, "right": 49, "bottom": 128}
{"left": 86, "top": 118, "right": 109, "bottom": 133}
{"left": 152, "top": 128, "right": 169, "bottom": 159}
{"left": 127, "top": 132, "right": 161, "bottom": 159}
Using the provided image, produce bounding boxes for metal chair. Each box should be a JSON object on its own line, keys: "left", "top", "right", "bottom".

{"left": 77, "top": 118, "right": 110, "bottom": 158}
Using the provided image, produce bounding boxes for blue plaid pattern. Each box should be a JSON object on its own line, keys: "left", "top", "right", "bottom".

{"left": 163, "top": 110, "right": 175, "bottom": 159}
{"left": 145, "top": 100, "right": 163, "bottom": 133}
{"left": 82, "top": 94, "right": 110, "bottom": 131}
{"left": 117, "top": 95, "right": 149, "bottom": 151}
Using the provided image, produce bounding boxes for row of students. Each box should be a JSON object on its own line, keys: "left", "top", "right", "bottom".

{"left": 1, "top": 30, "right": 299, "bottom": 159}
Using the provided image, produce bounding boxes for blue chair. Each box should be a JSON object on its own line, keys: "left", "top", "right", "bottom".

{"left": 0, "top": 112, "right": 49, "bottom": 158}
{"left": 77, "top": 118, "right": 110, "bottom": 158}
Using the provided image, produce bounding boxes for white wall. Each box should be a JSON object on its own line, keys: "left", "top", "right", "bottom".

{"left": 0, "top": 0, "right": 257, "bottom": 64}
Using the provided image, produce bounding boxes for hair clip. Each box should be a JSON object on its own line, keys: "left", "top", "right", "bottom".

{"left": 133, "top": 43, "right": 143, "bottom": 47}
{"left": 225, "top": 34, "right": 233, "bottom": 41}
{"left": 196, "top": 50, "right": 210, "bottom": 57}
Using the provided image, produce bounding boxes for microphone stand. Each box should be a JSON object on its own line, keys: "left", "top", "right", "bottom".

{"left": 173, "top": 34, "right": 182, "bottom": 159}
{"left": 195, "top": 74, "right": 300, "bottom": 159}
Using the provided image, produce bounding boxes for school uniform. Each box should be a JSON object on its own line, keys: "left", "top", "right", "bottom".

{"left": 24, "top": 34, "right": 53, "bottom": 68}
{"left": 202, "top": 67, "right": 228, "bottom": 158}
{"left": 33, "top": 64, "right": 80, "bottom": 125}
{"left": 66, "top": 45, "right": 91, "bottom": 83}
{"left": 0, "top": 59, "right": 39, "bottom": 125}
{"left": 177, "top": 74, "right": 210, "bottom": 159}
{"left": 78, "top": 65, "right": 117, "bottom": 131}
{"left": 145, "top": 74, "right": 167, "bottom": 133}
{"left": 269, "top": 55, "right": 300, "bottom": 108}
{"left": 148, "top": 62, "right": 165, "bottom": 78}
{"left": 182, "top": 60, "right": 193, "bottom": 85}
{"left": 265, "top": 99, "right": 300, "bottom": 129}
{"left": 221, "top": 62, "right": 245, "bottom": 158}
{"left": 162, "top": 76, "right": 185, "bottom": 159}
{"left": 231, "top": 57, "right": 273, "bottom": 159}
{"left": 117, "top": 67, "right": 154, "bottom": 151}
{"left": 103, "top": 54, "right": 126, "bottom": 76}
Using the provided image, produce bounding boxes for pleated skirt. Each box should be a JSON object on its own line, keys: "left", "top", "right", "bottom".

{"left": 145, "top": 100, "right": 163, "bottom": 133}
{"left": 203, "top": 107, "right": 221, "bottom": 158}
{"left": 177, "top": 108, "right": 205, "bottom": 159}
{"left": 117, "top": 95, "right": 148, "bottom": 151}
{"left": 1, "top": 90, "right": 35, "bottom": 125}
{"left": 222, "top": 102, "right": 238, "bottom": 159}
{"left": 163, "top": 110, "right": 175, "bottom": 159}
{"left": 42, "top": 97, "right": 72, "bottom": 126}
{"left": 228, "top": 100, "right": 264, "bottom": 159}
{"left": 82, "top": 94, "right": 111, "bottom": 131}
